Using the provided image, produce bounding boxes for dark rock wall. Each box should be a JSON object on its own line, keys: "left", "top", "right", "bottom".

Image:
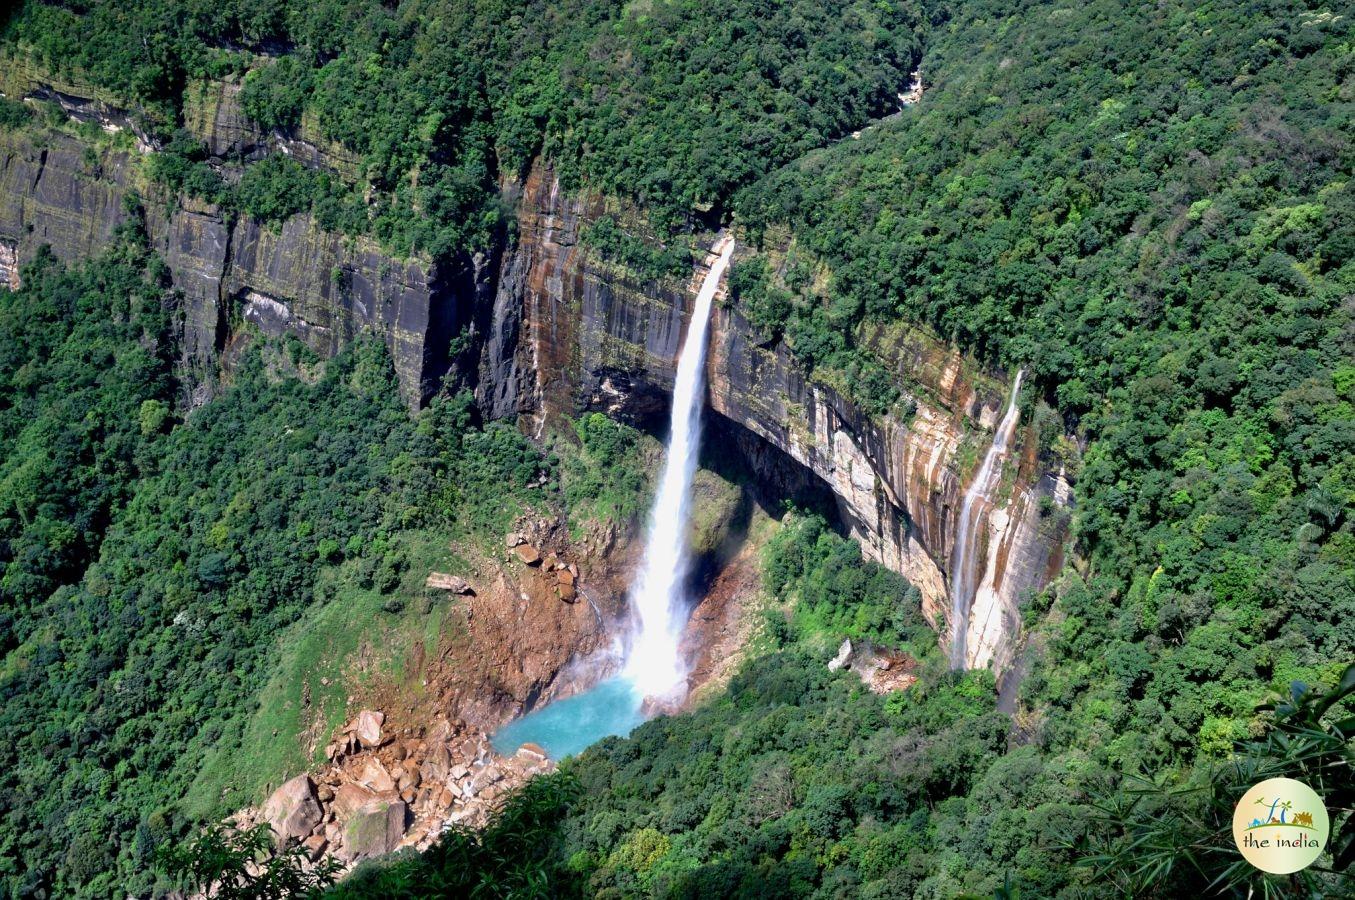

{"left": 0, "top": 81, "right": 460, "bottom": 409}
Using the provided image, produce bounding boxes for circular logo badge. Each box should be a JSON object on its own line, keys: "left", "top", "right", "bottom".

{"left": 1233, "top": 777, "right": 1330, "bottom": 874}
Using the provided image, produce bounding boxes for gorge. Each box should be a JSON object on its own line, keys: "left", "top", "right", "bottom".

{"left": 3, "top": 0, "right": 1350, "bottom": 896}
{"left": 0, "top": 74, "right": 1071, "bottom": 681}
{"left": 0, "top": 71, "right": 1073, "bottom": 877}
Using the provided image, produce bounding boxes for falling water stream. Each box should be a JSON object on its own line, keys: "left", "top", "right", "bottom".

{"left": 622, "top": 234, "right": 735, "bottom": 700}
{"left": 949, "top": 370, "right": 1024, "bottom": 669}
{"left": 493, "top": 235, "right": 735, "bottom": 759}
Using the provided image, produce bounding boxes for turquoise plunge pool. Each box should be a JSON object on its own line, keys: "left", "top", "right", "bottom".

{"left": 490, "top": 676, "right": 646, "bottom": 760}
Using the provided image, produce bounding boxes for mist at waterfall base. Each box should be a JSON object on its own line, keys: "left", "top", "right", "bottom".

{"left": 491, "top": 237, "right": 735, "bottom": 760}
{"left": 948, "top": 370, "right": 1024, "bottom": 669}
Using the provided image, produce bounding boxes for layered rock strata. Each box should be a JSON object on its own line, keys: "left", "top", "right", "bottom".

{"left": 485, "top": 162, "right": 1072, "bottom": 672}
{"left": 0, "top": 63, "right": 1071, "bottom": 672}
{"left": 0, "top": 79, "right": 464, "bottom": 409}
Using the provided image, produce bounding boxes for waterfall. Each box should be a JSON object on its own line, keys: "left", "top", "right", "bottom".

{"left": 623, "top": 234, "right": 735, "bottom": 701}
{"left": 949, "top": 370, "right": 1024, "bottom": 669}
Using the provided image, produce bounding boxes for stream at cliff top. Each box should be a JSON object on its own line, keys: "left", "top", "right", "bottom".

{"left": 491, "top": 235, "right": 736, "bottom": 759}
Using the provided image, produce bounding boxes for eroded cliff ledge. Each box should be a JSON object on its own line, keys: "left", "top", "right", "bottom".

{"left": 0, "top": 70, "right": 477, "bottom": 409}
{"left": 484, "top": 162, "right": 1072, "bottom": 673}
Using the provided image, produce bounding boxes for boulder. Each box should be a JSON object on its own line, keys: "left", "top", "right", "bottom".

{"left": 332, "top": 783, "right": 378, "bottom": 819}
{"left": 425, "top": 572, "right": 473, "bottom": 595}
{"left": 301, "top": 834, "right": 328, "bottom": 861}
{"left": 343, "top": 800, "right": 408, "bottom": 862}
{"left": 556, "top": 568, "right": 577, "bottom": 601}
{"left": 354, "top": 710, "right": 385, "bottom": 748}
{"left": 828, "top": 639, "right": 853, "bottom": 672}
{"left": 513, "top": 544, "right": 542, "bottom": 566}
{"left": 421, "top": 743, "right": 452, "bottom": 783}
{"left": 505, "top": 532, "right": 524, "bottom": 549}
{"left": 262, "top": 775, "right": 322, "bottom": 847}
{"left": 355, "top": 758, "right": 397, "bottom": 794}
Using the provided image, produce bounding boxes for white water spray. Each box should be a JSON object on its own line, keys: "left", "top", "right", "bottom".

{"left": 623, "top": 235, "right": 735, "bottom": 701}
{"left": 949, "top": 370, "right": 1024, "bottom": 669}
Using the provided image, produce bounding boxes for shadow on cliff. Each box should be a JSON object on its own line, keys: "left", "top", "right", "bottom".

{"left": 683, "top": 410, "right": 844, "bottom": 601}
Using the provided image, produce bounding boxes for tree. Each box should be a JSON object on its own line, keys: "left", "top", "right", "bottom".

{"left": 157, "top": 823, "right": 339, "bottom": 900}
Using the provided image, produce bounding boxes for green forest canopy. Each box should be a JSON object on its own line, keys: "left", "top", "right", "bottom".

{"left": 0, "top": 224, "right": 564, "bottom": 895}
{"left": 0, "top": 0, "right": 1351, "bottom": 897}
{"left": 4, "top": 0, "right": 921, "bottom": 255}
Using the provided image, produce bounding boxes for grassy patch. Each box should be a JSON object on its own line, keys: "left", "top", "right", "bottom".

{"left": 555, "top": 413, "right": 658, "bottom": 536}
{"left": 184, "top": 530, "right": 467, "bottom": 817}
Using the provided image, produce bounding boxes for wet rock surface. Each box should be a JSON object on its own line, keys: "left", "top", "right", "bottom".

{"left": 490, "top": 159, "right": 1073, "bottom": 674}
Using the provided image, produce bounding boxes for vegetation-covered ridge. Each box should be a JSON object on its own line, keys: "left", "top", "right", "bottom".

{"left": 735, "top": 0, "right": 1354, "bottom": 767}
{"left": 0, "top": 226, "right": 579, "bottom": 896}
{"left": 3, "top": 0, "right": 921, "bottom": 257}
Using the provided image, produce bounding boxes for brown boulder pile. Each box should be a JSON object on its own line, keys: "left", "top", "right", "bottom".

{"left": 326, "top": 709, "right": 385, "bottom": 760}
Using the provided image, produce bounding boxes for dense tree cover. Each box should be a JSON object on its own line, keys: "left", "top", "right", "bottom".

{"left": 731, "top": 0, "right": 1354, "bottom": 803}
{"left": 764, "top": 513, "right": 928, "bottom": 649}
{"left": 5, "top": 0, "right": 920, "bottom": 256}
{"left": 533, "top": 0, "right": 921, "bottom": 228}
{"left": 0, "top": 214, "right": 176, "bottom": 652}
{"left": 0, "top": 239, "right": 560, "bottom": 895}
{"left": 1083, "top": 664, "right": 1355, "bottom": 896}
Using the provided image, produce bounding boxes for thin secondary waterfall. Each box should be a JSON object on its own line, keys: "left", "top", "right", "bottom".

{"left": 949, "top": 370, "right": 1024, "bottom": 669}
{"left": 623, "top": 234, "right": 735, "bottom": 701}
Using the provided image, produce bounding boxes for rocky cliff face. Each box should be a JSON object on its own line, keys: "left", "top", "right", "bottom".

{"left": 0, "top": 64, "right": 1069, "bottom": 672}
{"left": 483, "top": 162, "right": 1072, "bottom": 673}
{"left": 0, "top": 75, "right": 472, "bottom": 409}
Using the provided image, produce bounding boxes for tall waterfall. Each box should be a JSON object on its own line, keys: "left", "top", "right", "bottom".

{"left": 949, "top": 370, "right": 1024, "bottom": 669}
{"left": 623, "top": 235, "right": 735, "bottom": 700}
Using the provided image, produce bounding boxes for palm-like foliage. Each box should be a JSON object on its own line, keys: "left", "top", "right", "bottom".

{"left": 1079, "top": 664, "right": 1355, "bottom": 898}
{"left": 157, "top": 823, "right": 340, "bottom": 900}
